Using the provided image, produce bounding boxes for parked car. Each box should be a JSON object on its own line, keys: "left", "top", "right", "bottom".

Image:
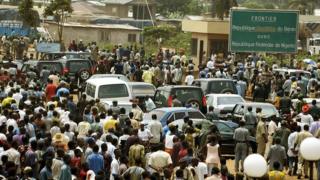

{"left": 170, "top": 119, "right": 256, "bottom": 157}
{"left": 142, "top": 107, "right": 206, "bottom": 126}
{"left": 292, "top": 98, "right": 320, "bottom": 107}
{"left": 193, "top": 78, "right": 238, "bottom": 94}
{"left": 85, "top": 78, "right": 132, "bottom": 102}
{"left": 21, "top": 60, "right": 64, "bottom": 75}
{"left": 88, "top": 74, "right": 130, "bottom": 82}
{"left": 206, "top": 94, "right": 245, "bottom": 116}
{"left": 42, "top": 52, "right": 91, "bottom": 60}
{"left": 128, "top": 82, "right": 156, "bottom": 98}
{"left": 273, "top": 68, "right": 311, "bottom": 79}
{"left": 102, "top": 101, "right": 143, "bottom": 115}
{"left": 231, "top": 102, "right": 279, "bottom": 123}
{"left": 154, "top": 85, "right": 207, "bottom": 113}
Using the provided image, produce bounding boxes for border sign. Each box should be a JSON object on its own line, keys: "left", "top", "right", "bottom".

{"left": 229, "top": 9, "right": 299, "bottom": 53}
{"left": 37, "top": 42, "right": 61, "bottom": 53}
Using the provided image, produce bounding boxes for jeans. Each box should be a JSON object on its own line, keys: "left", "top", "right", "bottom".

{"left": 288, "top": 156, "right": 298, "bottom": 174}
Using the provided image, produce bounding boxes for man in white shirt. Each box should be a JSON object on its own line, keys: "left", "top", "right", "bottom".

{"left": 206, "top": 59, "right": 214, "bottom": 70}
{"left": 12, "top": 88, "right": 22, "bottom": 105}
{"left": 287, "top": 126, "right": 300, "bottom": 176}
{"left": 265, "top": 116, "right": 278, "bottom": 157}
{"left": 110, "top": 149, "right": 121, "bottom": 180}
{"left": 148, "top": 144, "right": 172, "bottom": 175}
{"left": 184, "top": 71, "right": 194, "bottom": 86}
{"left": 191, "top": 158, "right": 208, "bottom": 180}
{"left": 138, "top": 124, "right": 153, "bottom": 143}
{"left": 148, "top": 114, "right": 162, "bottom": 144}
{"left": 298, "top": 109, "right": 314, "bottom": 126}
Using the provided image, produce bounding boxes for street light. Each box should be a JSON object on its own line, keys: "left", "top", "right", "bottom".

{"left": 243, "top": 154, "right": 268, "bottom": 179}
{"left": 300, "top": 137, "right": 320, "bottom": 180}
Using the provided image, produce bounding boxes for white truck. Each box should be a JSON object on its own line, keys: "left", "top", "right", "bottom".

{"left": 307, "top": 34, "right": 320, "bottom": 55}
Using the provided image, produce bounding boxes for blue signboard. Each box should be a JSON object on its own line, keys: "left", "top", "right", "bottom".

{"left": 37, "top": 42, "right": 61, "bottom": 53}
{"left": 0, "top": 21, "right": 30, "bottom": 36}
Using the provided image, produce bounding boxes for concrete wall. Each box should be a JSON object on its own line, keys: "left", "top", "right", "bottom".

{"left": 182, "top": 19, "right": 229, "bottom": 35}
{"left": 46, "top": 23, "right": 140, "bottom": 45}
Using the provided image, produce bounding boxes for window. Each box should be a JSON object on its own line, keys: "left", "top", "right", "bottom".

{"left": 216, "top": 122, "right": 233, "bottom": 133}
{"left": 128, "top": 6, "right": 133, "bottom": 18}
{"left": 217, "top": 96, "right": 244, "bottom": 105}
{"left": 98, "top": 84, "right": 129, "bottom": 99}
{"left": 174, "top": 112, "right": 186, "bottom": 120}
{"left": 173, "top": 88, "right": 203, "bottom": 104}
{"left": 191, "top": 38, "right": 198, "bottom": 56}
{"left": 128, "top": 34, "right": 137, "bottom": 42}
{"left": 188, "top": 111, "right": 206, "bottom": 119}
{"left": 67, "top": 61, "right": 90, "bottom": 73}
{"left": 86, "top": 84, "right": 96, "bottom": 97}
{"left": 100, "top": 31, "right": 110, "bottom": 42}
{"left": 167, "top": 114, "right": 174, "bottom": 122}
{"left": 112, "top": 7, "right": 117, "bottom": 13}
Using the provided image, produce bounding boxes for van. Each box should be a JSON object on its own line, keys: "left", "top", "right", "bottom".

{"left": 85, "top": 78, "right": 132, "bottom": 102}
{"left": 193, "top": 78, "right": 238, "bottom": 94}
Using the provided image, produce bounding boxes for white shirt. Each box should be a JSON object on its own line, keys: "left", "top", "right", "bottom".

{"left": 6, "top": 148, "right": 20, "bottom": 165}
{"left": 268, "top": 120, "right": 277, "bottom": 136}
{"left": 287, "top": 132, "right": 298, "bottom": 157}
{"left": 7, "top": 118, "right": 18, "bottom": 130}
{"left": 12, "top": 93, "right": 22, "bottom": 105}
{"left": 0, "top": 116, "right": 7, "bottom": 125}
{"left": 185, "top": 75, "right": 194, "bottom": 86}
{"left": 298, "top": 113, "right": 314, "bottom": 126}
{"left": 165, "top": 134, "right": 175, "bottom": 149}
{"left": 195, "top": 162, "right": 208, "bottom": 180}
{"left": 110, "top": 159, "right": 119, "bottom": 180}
{"left": 107, "top": 142, "right": 116, "bottom": 159}
{"left": 138, "top": 129, "right": 153, "bottom": 141}
{"left": 206, "top": 60, "right": 214, "bottom": 70}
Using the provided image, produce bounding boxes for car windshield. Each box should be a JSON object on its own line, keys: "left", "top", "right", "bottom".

{"left": 98, "top": 84, "right": 129, "bottom": 99}
{"left": 217, "top": 96, "right": 244, "bottom": 105}
{"left": 173, "top": 88, "right": 202, "bottom": 103}
{"left": 188, "top": 111, "right": 205, "bottom": 119}
{"left": 252, "top": 106, "right": 276, "bottom": 117}
{"left": 68, "top": 61, "right": 90, "bottom": 73}
{"left": 208, "top": 81, "right": 235, "bottom": 93}
{"left": 144, "top": 110, "right": 166, "bottom": 121}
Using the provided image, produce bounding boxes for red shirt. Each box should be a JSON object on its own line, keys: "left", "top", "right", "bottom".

{"left": 46, "top": 84, "right": 57, "bottom": 101}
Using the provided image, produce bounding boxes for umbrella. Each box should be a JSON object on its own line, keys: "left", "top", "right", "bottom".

{"left": 303, "top": 59, "right": 316, "bottom": 65}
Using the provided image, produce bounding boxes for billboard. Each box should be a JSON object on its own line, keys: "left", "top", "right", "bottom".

{"left": 229, "top": 9, "right": 299, "bottom": 53}
{"left": 37, "top": 42, "right": 61, "bottom": 53}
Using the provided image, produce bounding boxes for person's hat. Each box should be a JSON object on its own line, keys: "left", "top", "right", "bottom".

{"left": 24, "top": 166, "right": 32, "bottom": 174}
{"left": 302, "top": 105, "right": 310, "bottom": 113}
{"left": 52, "top": 133, "right": 64, "bottom": 143}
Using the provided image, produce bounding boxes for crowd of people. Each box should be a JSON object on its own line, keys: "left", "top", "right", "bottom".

{"left": 0, "top": 37, "right": 319, "bottom": 180}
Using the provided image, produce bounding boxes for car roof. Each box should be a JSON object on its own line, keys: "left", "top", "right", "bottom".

{"left": 194, "top": 78, "right": 234, "bottom": 82}
{"left": 157, "top": 85, "right": 202, "bottom": 90}
{"left": 152, "top": 107, "right": 200, "bottom": 112}
{"left": 206, "top": 94, "right": 242, "bottom": 97}
{"left": 86, "top": 78, "right": 127, "bottom": 86}
{"left": 240, "top": 102, "right": 275, "bottom": 107}
{"left": 128, "top": 82, "right": 155, "bottom": 87}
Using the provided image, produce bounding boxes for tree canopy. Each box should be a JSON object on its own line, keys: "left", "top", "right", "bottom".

{"left": 18, "top": 0, "right": 39, "bottom": 28}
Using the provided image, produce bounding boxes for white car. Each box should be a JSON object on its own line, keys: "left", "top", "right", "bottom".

{"left": 102, "top": 101, "right": 143, "bottom": 115}
{"left": 206, "top": 94, "right": 245, "bottom": 115}
{"left": 88, "top": 74, "right": 129, "bottom": 82}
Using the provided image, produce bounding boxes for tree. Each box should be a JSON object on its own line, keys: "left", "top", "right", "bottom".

{"left": 289, "top": 0, "right": 317, "bottom": 15}
{"left": 213, "top": 0, "right": 238, "bottom": 20}
{"left": 18, "top": 0, "right": 38, "bottom": 28}
{"left": 156, "top": 0, "right": 192, "bottom": 17}
{"left": 44, "top": 0, "right": 73, "bottom": 43}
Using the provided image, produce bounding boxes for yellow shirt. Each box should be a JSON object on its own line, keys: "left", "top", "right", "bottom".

{"left": 104, "top": 119, "right": 118, "bottom": 131}
{"left": 2, "top": 97, "right": 13, "bottom": 107}
{"left": 268, "top": 170, "right": 285, "bottom": 180}
{"left": 142, "top": 70, "right": 154, "bottom": 84}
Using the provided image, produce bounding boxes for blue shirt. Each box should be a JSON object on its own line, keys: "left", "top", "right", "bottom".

{"left": 56, "top": 87, "right": 70, "bottom": 97}
{"left": 59, "top": 164, "right": 71, "bottom": 180}
{"left": 87, "top": 152, "right": 104, "bottom": 174}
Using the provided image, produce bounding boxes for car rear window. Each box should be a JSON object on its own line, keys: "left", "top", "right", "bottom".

{"left": 131, "top": 85, "right": 155, "bottom": 97}
{"left": 172, "top": 88, "right": 203, "bottom": 103}
{"left": 98, "top": 84, "right": 129, "bottom": 99}
{"left": 217, "top": 96, "right": 244, "bottom": 105}
{"left": 67, "top": 61, "right": 90, "bottom": 73}
{"left": 208, "top": 81, "right": 235, "bottom": 93}
{"left": 38, "top": 63, "right": 62, "bottom": 73}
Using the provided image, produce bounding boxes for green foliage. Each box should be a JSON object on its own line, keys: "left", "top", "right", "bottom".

{"left": 142, "top": 26, "right": 191, "bottom": 56}
{"left": 18, "top": 0, "right": 38, "bottom": 28}
{"left": 213, "top": 0, "right": 238, "bottom": 20}
{"left": 44, "top": 0, "right": 73, "bottom": 42}
{"left": 288, "top": 0, "right": 317, "bottom": 15}
{"left": 156, "top": 0, "right": 192, "bottom": 17}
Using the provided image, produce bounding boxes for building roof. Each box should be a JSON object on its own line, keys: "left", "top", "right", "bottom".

{"left": 104, "top": 0, "right": 132, "bottom": 5}
{"left": 47, "top": 22, "right": 141, "bottom": 31}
